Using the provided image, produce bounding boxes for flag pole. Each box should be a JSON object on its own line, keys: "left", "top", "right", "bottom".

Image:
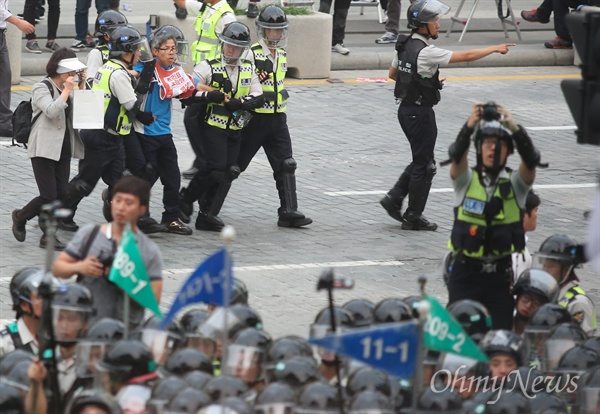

{"left": 412, "top": 276, "right": 429, "bottom": 410}
{"left": 122, "top": 222, "right": 132, "bottom": 339}
{"left": 221, "top": 225, "right": 236, "bottom": 370}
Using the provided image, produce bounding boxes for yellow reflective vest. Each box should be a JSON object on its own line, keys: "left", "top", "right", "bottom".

{"left": 251, "top": 43, "right": 289, "bottom": 114}
{"left": 191, "top": 2, "right": 234, "bottom": 64}
{"left": 93, "top": 59, "right": 134, "bottom": 135}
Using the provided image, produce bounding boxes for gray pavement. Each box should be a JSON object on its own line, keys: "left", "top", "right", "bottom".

{"left": 1, "top": 66, "right": 599, "bottom": 338}
{"left": 9, "top": 0, "right": 576, "bottom": 75}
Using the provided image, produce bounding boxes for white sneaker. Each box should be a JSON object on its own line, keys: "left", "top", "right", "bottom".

{"left": 70, "top": 40, "right": 87, "bottom": 52}
{"left": 332, "top": 43, "right": 350, "bottom": 55}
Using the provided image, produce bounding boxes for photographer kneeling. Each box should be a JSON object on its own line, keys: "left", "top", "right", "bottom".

{"left": 445, "top": 102, "right": 543, "bottom": 331}
{"left": 52, "top": 176, "right": 163, "bottom": 331}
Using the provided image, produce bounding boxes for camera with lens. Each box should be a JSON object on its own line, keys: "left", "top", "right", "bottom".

{"left": 97, "top": 249, "right": 115, "bottom": 269}
{"left": 481, "top": 101, "right": 501, "bottom": 122}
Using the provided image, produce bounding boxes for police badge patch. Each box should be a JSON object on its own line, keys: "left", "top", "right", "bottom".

{"left": 240, "top": 78, "right": 251, "bottom": 87}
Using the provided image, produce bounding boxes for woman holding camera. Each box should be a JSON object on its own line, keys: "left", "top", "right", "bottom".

{"left": 11, "top": 48, "right": 86, "bottom": 250}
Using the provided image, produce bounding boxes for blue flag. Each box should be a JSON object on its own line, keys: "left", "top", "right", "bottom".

{"left": 160, "top": 248, "right": 233, "bottom": 328}
{"left": 308, "top": 322, "right": 419, "bottom": 379}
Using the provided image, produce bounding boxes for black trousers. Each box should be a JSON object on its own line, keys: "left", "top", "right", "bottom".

{"left": 447, "top": 254, "right": 515, "bottom": 330}
{"left": 184, "top": 103, "right": 207, "bottom": 170}
{"left": 389, "top": 104, "right": 437, "bottom": 200}
{"left": 20, "top": 135, "right": 71, "bottom": 222}
{"left": 122, "top": 131, "right": 147, "bottom": 179}
{"left": 319, "top": 0, "right": 351, "bottom": 45}
{"left": 537, "top": 0, "right": 586, "bottom": 41}
{"left": 238, "top": 112, "right": 293, "bottom": 205}
{"left": 24, "top": 0, "right": 60, "bottom": 40}
{"left": 138, "top": 133, "right": 181, "bottom": 223}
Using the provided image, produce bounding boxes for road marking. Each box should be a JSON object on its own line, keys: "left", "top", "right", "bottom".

{"left": 527, "top": 126, "right": 577, "bottom": 131}
{"left": 324, "top": 183, "right": 598, "bottom": 197}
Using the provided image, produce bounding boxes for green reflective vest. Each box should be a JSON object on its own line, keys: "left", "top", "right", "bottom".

{"left": 205, "top": 59, "right": 253, "bottom": 131}
{"left": 98, "top": 45, "right": 110, "bottom": 64}
{"left": 93, "top": 59, "right": 134, "bottom": 135}
{"left": 251, "top": 43, "right": 288, "bottom": 114}
{"left": 559, "top": 285, "right": 598, "bottom": 328}
{"left": 449, "top": 169, "right": 525, "bottom": 258}
{"left": 191, "top": 2, "right": 234, "bottom": 64}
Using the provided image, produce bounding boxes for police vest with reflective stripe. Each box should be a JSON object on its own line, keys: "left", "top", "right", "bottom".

{"left": 449, "top": 169, "right": 525, "bottom": 258}
{"left": 559, "top": 286, "right": 598, "bottom": 328}
{"left": 206, "top": 59, "right": 253, "bottom": 131}
{"left": 93, "top": 60, "right": 133, "bottom": 135}
{"left": 98, "top": 45, "right": 110, "bottom": 64}
{"left": 251, "top": 44, "right": 288, "bottom": 114}
{"left": 191, "top": 3, "right": 234, "bottom": 64}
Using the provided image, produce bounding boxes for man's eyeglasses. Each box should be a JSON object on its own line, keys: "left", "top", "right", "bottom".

{"left": 158, "top": 47, "right": 177, "bottom": 53}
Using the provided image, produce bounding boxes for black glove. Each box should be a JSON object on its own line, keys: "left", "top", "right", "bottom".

{"left": 224, "top": 98, "right": 244, "bottom": 112}
{"left": 179, "top": 95, "right": 198, "bottom": 108}
{"left": 136, "top": 111, "right": 155, "bottom": 126}
{"left": 135, "top": 60, "right": 156, "bottom": 95}
{"left": 206, "top": 90, "right": 225, "bottom": 103}
{"left": 174, "top": 3, "right": 188, "bottom": 19}
{"left": 448, "top": 123, "right": 473, "bottom": 164}
{"left": 512, "top": 125, "right": 541, "bottom": 170}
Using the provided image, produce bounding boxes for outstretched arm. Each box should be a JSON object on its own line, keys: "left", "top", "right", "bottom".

{"left": 449, "top": 44, "right": 515, "bottom": 63}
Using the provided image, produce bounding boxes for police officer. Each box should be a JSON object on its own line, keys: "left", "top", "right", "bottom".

{"left": 64, "top": 26, "right": 156, "bottom": 224}
{"left": 512, "top": 269, "right": 559, "bottom": 335}
{"left": 238, "top": 6, "right": 312, "bottom": 228}
{"left": 174, "top": 0, "right": 236, "bottom": 178}
{"left": 85, "top": 10, "right": 128, "bottom": 85}
{"left": 0, "top": 268, "right": 46, "bottom": 357}
{"left": 446, "top": 102, "right": 542, "bottom": 330}
{"left": 180, "top": 22, "right": 264, "bottom": 232}
{"left": 380, "top": 0, "right": 514, "bottom": 231}
{"left": 533, "top": 234, "right": 598, "bottom": 335}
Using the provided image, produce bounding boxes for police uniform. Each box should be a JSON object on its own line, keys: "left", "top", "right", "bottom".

{"left": 0, "top": 318, "right": 38, "bottom": 358}
{"left": 558, "top": 281, "right": 597, "bottom": 336}
{"left": 447, "top": 167, "right": 531, "bottom": 330}
{"left": 66, "top": 58, "right": 136, "bottom": 214}
{"left": 386, "top": 33, "right": 452, "bottom": 229}
{"left": 183, "top": 0, "right": 236, "bottom": 174}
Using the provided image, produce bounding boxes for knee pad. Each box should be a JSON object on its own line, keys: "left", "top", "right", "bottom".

{"left": 425, "top": 161, "right": 437, "bottom": 181}
{"left": 67, "top": 180, "right": 93, "bottom": 199}
{"left": 282, "top": 158, "right": 297, "bottom": 174}
{"left": 227, "top": 165, "right": 241, "bottom": 181}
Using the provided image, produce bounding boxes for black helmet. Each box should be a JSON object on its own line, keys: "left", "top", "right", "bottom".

{"left": 311, "top": 306, "right": 355, "bottom": 334}
{"left": 266, "top": 355, "right": 321, "bottom": 390}
{"left": 224, "top": 327, "right": 271, "bottom": 385}
{"left": 583, "top": 337, "right": 600, "bottom": 355}
{"left": 255, "top": 382, "right": 296, "bottom": 414}
{"left": 256, "top": 5, "right": 289, "bottom": 48}
{"left": 161, "top": 348, "right": 213, "bottom": 376}
{"left": 150, "top": 24, "right": 189, "bottom": 63}
{"left": 96, "top": 340, "right": 156, "bottom": 391}
{"left": 94, "top": 10, "right": 127, "bottom": 37}
{"left": 529, "top": 392, "right": 569, "bottom": 414}
{"left": 9, "top": 267, "right": 44, "bottom": 312}
{"left": 85, "top": 318, "right": 125, "bottom": 343}
{"left": 555, "top": 346, "right": 600, "bottom": 375}
{"left": 66, "top": 389, "right": 120, "bottom": 414}
{"left": 75, "top": 318, "right": 125, "bottom": 379}
{"left": 0, "top": 350, "right": 34, "bottom": 376}
{"left": 401, "top": 296, "right": 422, "bottom": 319}
{"left": 151, "top": 376, "right": 187, "bottom": 404}
{"left": 484, "top": 391, "right": 531, "bottom": 414}
{"left": 407, "top": 0, "right": 450, "bottom": 29}
{"left": 513, "top": 269, "right": 560, "bottom": 304}
{"left": 347, "top": 367, "right": 392, "bottom": 397}
{"left": 5, "top": 360, "right": 32, "bottom": 391}
{"left": 543, "top": 322, "right": 587, "bottom": 372}
{"left": 231, "top": 278, "right": 249, "bottom": 306}
{"left": 266, "top": 336, "right": 314, "bottom": 367}
{"left": 140, "top": 315, "right": 184, "bottom": 365}
{"left": 221, "top": 396, "right": 252, "bottom": 414}
{"left": 373, "top": 298, "right": 413, "bottom": 324}
{"left": 576, "top": 366, "right": 600, "bottom": 414}
{"left": 184, "top": 370, "right": 213, "bottom": 390}
{"left": 232, "top": 327, "right": 272, "bottom": 351}
{"left": 296, "top": 381, "right": 340, "bottom": 413}
{"left": 534, "top": 234, "right": 582, "bottom": 283}
{"left": 349, "top": 390, "right": 393, "bottom": 414}
{"left": 109, "top": 26, "right": 152, "bottom": 61}
{"left": 343, "top": 299, "right": 375, "bottom": 327}
{"left": 480, "top": 330, "right": 527, "bottom": 366}
{"left": 412, "top": 387, "right": 462, "bottom": 413}
{"left": 390, "top": 378, "right": 412, "bottom": 412}
{"left": 203, "top": 375, "right": 249, "bottom": 402}
{"left": 165, "top": 387, "right": 211, "bottom": 413}
{"left": 52, "top": 283, "right": 94, "bottom": 345}
{"left": 504, "top": 366, "right": 545, "bottom": 395}
{"left": 447, "top": 299, "right": 492, "bottom": 343}
{"left": 0, "top": 382, "right": 25, "bottom": 413}
{"left": 527, "top": 304, "right": 573, "bottom": 330}
{"left": 219, "top": 22, "right": 251, "bottom": 66}
{"left": 181, "top": 308, "right": 211, "bottom": 334}
{"left": 180, "top": 308, "right": 217, "bottom": 357}
{"left": 230, "top": 304, "right": 263, "bottom": 331}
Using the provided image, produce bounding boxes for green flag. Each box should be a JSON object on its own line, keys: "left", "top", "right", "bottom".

{"left": 108, "top": 229, "right": 162, "bottom": 317}
{"left": 423, "top": 295, "right": 488, "bottom": 363}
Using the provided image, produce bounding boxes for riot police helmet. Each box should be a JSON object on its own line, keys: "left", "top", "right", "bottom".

{"left": 221, "top": 396, "right": 252, "bottom": 414}
{"left": 150, "top": 24, "right": 189, "bottom": 63}
{"left": 0, "top": 350, "right": 34, "bottom": 376}
{"left": 140, "top": 315, "right": 184, "bottom": 365}
{"left": 401, "top": 295, "right": 422, "bottom": 319}
{"left": 555, "top": 345, "right": 600, "bottom": 375}
{"left": 9, "top": 267, "right": 44, "bottom": 313}
{"left": 373, "top": 298, "right": 413, "bottom": 324}
{"left": 543, "top": 322, "right": 587, "bottom": 372}
{"left": 411, "top": 387, "right": 463, "bottom": 413}
{"left": 583, "top": 337, "right": 600, "bottom": 355}
{"left": 96, "top": 339, "right": 157, "bottom": 392}
{"left": 342, "top": 298, "right": 375, "bottom": 327}
{"left": 529, "top": 392, "right": 569, "bottom": 414}
{"left": 484, "top": 391, "right": 531, "bottom": 414}
{"left": 181, "top": 308, "right": 211, "bottom": 334}
{"left": 576, "top": 366, "right": 600, "bottom": 414}
{"left": 164, "top": 387, "right": 211, "bottom": 413}
{"left": 230, "top": 304, "right": 263, "bottom": 331}
{"left": 75, "top": 318, "right": 125, "bottom": 379}
{"left": 0, "top": 382, "right": 25, "bottom": 413}
{"left": 440, "top": 252, "right": 453, "bottom": 285}
{"left": 527, "top": 304, "right": 573, "bottom": 331}
{"left": 223, "top": 327, "right": 272, "bottom": 385}
{"left": 311, "top": 306, "right": 355, "bottom": 336}
{"left": 66, "top": 389, "right": 120, "bottom": 414}
{"left": 480, "top": 330, "right": 527, "bottom": 366}
{"left": 203, "top": 374, "right": 249, "bottom": 402}
{"left": 349, "top": 390, "right": 393, "bottom": 414}
{"left": 513, "top": 269, "right": 560, "bottom": 304}
{"left": 4, "top": 360, "right": 32, "bottom": 391}
{"left": 94, "top": 10, "right": 128, "bottom": 37}
{"left": 296, "top": 381, "right": 340, "bottom": 414}
{"left": 347, "top": 366, "right": 392, "bottom": 397}
{"left": 266, "top": 355, "right": 321, "bottom": 390}
{"left": 406, "top": 0, "right": 450, "bottom": 30}
{"left": 533, "top": 234, "right": 582, "bottom": 284}
{"left": 151, "top": 376, "right": 187, "bottom": 403}
{"left": 184, "top": 370, "right": 213, "bottom": 390}
{"left": 51, "top": 283, "right": 94, "bottom": 345}
{"left": 161, "top": 348, "right": 213, "bottom": 377}
{"left": 255, "top": 382, "right": 296, "bottom": 414}
{"left": 447, "top": 299, "right": 492, "bottom": 343}
{"left": 231, "top": 278, "right": 250, "bottom": 306}
{"left": 266, "top": 335, "right": 314, "bottom": 367}
{"left": 218, "top": 22, "right": 251, "bottom": 66}
{"left": 256, "top": 5, "right": 289, "bottom": 48}
{"left": 181, "top": 308, "right": 216, "bottom": 357}
{"left": 108, "top": 26, "right": 152, "bottom": 62}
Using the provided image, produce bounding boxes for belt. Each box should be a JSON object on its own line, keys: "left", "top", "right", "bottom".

{"left": 460, "top": 255, "right": 511, "bottom": 274}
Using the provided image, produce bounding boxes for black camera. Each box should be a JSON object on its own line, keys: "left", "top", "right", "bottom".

{"left": 97, "top": 249, "right": 115, "bottom": 269}
{"left": 481, "top": 101, "right": 501, "bottom": 122}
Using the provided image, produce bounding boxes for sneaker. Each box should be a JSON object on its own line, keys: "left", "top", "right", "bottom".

{"left": 26, "top": 41, "right": 42, "bottom": 54}
{"left": 70, "top": 40, "right": 87, "bottom": 52}
{"left": 246, "top": 3, "right": 259, "bottom": 18}
{"left": 332, "top": 43, "right": 350, "bottom": 55}
{"left": 12, "top": 209, "right": 26, "bottom": 242}
{"left": 544, "top": 37, "right": 573, "bottom": 49}
{"left": 46, "top": 41, "right": 60, "bottom": 52}
{"left": 375, "top": 32, "right": 398, "bottom": 44}
{"left": 162, "top": 219, "right": 193, "bottom": 235}
{"left": 520, "top": 9, "right": 550, "bottom": 24}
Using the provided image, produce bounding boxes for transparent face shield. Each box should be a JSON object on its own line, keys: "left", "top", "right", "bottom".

{"left": 258, "top": 26, "right": 288, "bottom": 48}
{"left": 133, "top": 37, "right": 154, "bottom": 63}
{"left": 579, "top": 387, "right": 600, "bottom": 414}
{"left": 523, "top": 328, "right": 550, "bottom": 366}
{"left": 255, "top": 403, "right": 295, "bottom": 414}
{"left": 223, "top": 344, "right": 264, "bottom": 384}
{"left": 220, "top": 39, "right": 250, "bottom": 66}
{"left": 75, "top": 342, "right": 109, "bottom": 378}
{"left": 52, "top": 306, "right": 90, "bottom": 343}
{"left": 532, "top": 253, "right": 572, "bottom": 284}
{"left": 542, "top": 339, "right": 578, "bottom": 372}
{"left": 309, "top": 324, "right": 337, "bottom": 363}
{"left": 198, "top": 308, "right": 241, "bottom": 359}
{"left": 176, "top": 40, "right": 189, "bottom": 64}
{"left": 184, "top": 334, "right": 218, "bottom": 358}
{"left": 140, "top": 329, "right": 180, "bottom": 366}
{"left": 416, "top": 0, "right": 451, "bottom": 24}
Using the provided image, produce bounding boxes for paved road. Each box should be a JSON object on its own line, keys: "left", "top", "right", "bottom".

{"left": 1, "top": 66, "right": 599, "bottom": 338}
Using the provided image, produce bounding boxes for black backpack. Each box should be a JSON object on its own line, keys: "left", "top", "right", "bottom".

{"left": 12, "top": 79, "right": 54, "bottom": 148}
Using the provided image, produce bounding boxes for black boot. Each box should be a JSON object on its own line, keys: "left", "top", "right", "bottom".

{"left": 195, "top": 213, "right": 225, "bottom": 232}
{"left": 181, "top": 166, "right": 199, "bottom": 180}
{"left": 12, "top": 209, "right": 26, "bottom": 242}
{"left": 137, "top": 212, "right": 166, "bottom": 234}
{"left": 180, "top": 188, "right": 195, "bottom": 217}
{"left": 380, "top": 171, "right": 410, "bottom": 223}
{"left": 277, "top": 158, "right": 312, "bottom": 228}
{"left": 401, "top": 179, "right": 437, "bottom": 231}
{"left": 40, "top": 233, "right": 66, "bottom": 251}
{"left": 101, "top": 188, "right": 112, "bottom": 222}
{"left": 195, "top": 167, "right": 239, "bottom": 232}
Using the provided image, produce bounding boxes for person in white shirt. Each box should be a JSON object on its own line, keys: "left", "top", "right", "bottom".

{"left": 512, "top": 189, "right": 541, "bottom": 283}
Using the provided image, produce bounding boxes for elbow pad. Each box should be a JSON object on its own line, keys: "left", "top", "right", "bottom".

{"left": 513, "top": 125, "right": 542, "bottom": 170}
{"left": 448, "top": 123, "right": 473, "bottom": 164}
{"left": 241, "top": 95, "right": 265, "bottom": 111}
{"left": 126, "top": 96, "right": 145, "bottom": 118}
{"left": 135, "top": 60, "right": 156, "bottom": 95}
